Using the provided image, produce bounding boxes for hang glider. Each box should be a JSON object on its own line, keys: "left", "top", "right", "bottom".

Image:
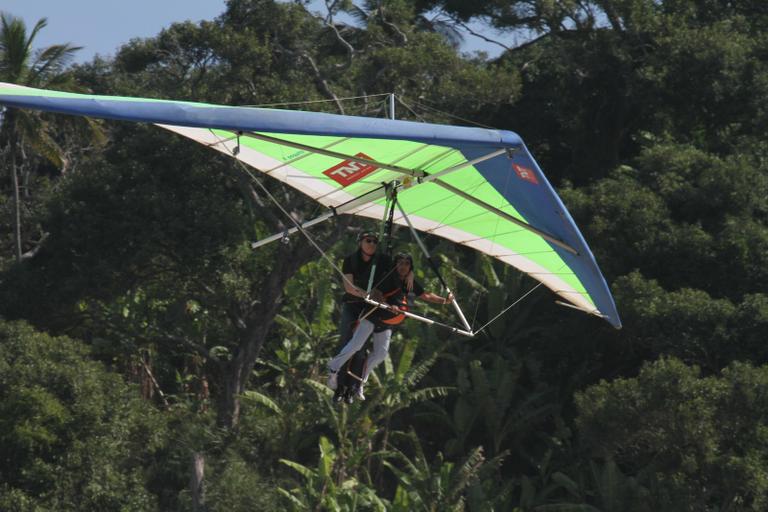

{"left": 0, "top": 82, "right": 621, "bottom": 329}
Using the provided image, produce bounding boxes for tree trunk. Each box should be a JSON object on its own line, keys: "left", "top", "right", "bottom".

{"left": 11, "top": 144, "right": 22, "bottom": 263}
{"left": 215, "top": 302, "right": 281, "bottom": 429}
{"left": 190, "top": 452, "right": 205, "bottom": 511}
{"left": 214, "top": 233, "right": 343, "bottom": 429}
{"left": 218, "top": 357, "right": 246, "bottom": 429}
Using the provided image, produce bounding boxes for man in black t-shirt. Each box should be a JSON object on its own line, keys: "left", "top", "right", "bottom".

{"left": 337, "top": 231, "right": 394, "bottom": 347}
{"left": 327, "top": 231, "right": 395, "bottom": 395}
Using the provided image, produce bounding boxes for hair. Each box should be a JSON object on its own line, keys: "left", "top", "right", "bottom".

{"left": 357, "top": 230, "right": 379, "bottom": 242}
{"left": 395, "top": 252, "right": 413, "bottom": 267}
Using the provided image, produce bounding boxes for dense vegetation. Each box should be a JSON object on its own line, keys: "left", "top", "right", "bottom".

{"left": 1, "top": 0, "right": 767, "bottom": 510}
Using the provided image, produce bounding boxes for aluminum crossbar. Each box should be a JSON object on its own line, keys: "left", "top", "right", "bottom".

{"left": 363, "top": 297, "right": 474, "bottom": 337}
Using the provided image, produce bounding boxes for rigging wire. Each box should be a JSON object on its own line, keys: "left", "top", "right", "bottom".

{"left": 210, "top": 130, "right": 352, "bottom": 287}
{"left": 400, "top": 96, "right": 497, "bottom": 129}
{"left": 395, "top": 96, "right": 428, "bottom": 123}
{"left": 208, "top": 93, "right": 553, "bottom": 335}
{"left": 241, "top": 92, "right": 497, "bottom": 134}
{"left": 241, "top": 93, "right": 392, "bottom": 109}
{"left": 472, "top": 281, "right": 544, "bottom": 336}
{"left": 470, "top": 287, "right": 483, "bottom": 329}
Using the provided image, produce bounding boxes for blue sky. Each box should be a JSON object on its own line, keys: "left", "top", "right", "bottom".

{"left": 2, "top": 0, "right": 508, "bottom": 63}
{"left": 2, "top": 1, "right": 227, "bottom": 62}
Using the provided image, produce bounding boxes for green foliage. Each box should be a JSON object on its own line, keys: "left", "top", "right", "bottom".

{"left": 428, "top": 355, "right": 554, "bottom": 459}
{"left": 2, "top": 0, "right": 768, "bottom": 509}
{"left": 576, "top": 357, "right": 768, "bottom": 510}
{"left": 278, "top": 436, "right": 388, "bottom": 511}
{"left": 0, "top": 11, "right": 97, "bottom": 267}
{"left": 0, "top": 320, "right": 169, "bottom": 510}
{"left": 175, "top": 452, "right": 282, "bottom": 512}
{"left": 385, "top": 433, "right": 486, "bottom": 512}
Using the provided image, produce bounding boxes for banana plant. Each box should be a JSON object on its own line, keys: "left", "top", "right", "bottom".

{"left": 502, "top": 455, "right": 651, "bottom": 511}
{"left": 278, "top": 435, "right": 388, "bottom": 511}
{"left": 424, "top": 354, "right": 557, "bottom": 459}
{"left": 358, "top": 334, "right": 453, "bottom": 479}
{"left": 295, "top": 331, "right": 453, "bottom": 489}
{"left": 383, "top": 429, "right": 489, "bottom": 512}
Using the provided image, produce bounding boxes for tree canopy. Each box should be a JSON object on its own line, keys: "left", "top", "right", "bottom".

{"left": 1, "top": 0, "right": 767, "bottom": 509}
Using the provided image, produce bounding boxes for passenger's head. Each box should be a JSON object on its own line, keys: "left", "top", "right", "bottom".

{"left": 395, "top": 252, "right": 413, "bottom": 277}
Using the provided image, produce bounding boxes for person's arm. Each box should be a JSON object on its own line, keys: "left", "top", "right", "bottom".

{"left": 342, "top": 273, "right": 362, "bottom": 296}
{"left": 341, "top": 255, "right": 369, "bottom": 298}
{"left": 418, "top": 291, "right": 454, "bottom": 304}
{"left": 342, "top": 273, "right": 384, "bottom": 301}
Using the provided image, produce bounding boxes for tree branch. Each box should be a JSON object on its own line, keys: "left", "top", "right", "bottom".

{"left": 138, "top": 355, "right": 171, "bottom": 408}
{"left": 299, "top": 51, "right": 346, "bottom": 114}
{"left": 20, "top": 232, "right": 49, "bottom": 261}
{"left": 452, "top": 18, "right": 511, "bottom": 52}
{"left": 296, "top": 0, "right": 356, "bottom": 70}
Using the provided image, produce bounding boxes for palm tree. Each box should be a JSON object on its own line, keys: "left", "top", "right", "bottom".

{"left": 0, "top": 12, "right": 82, "bottom": 262}
{"left": 278, "top": 436, "right": 389, "bottom": 511}
{"left": 383, "top": 431, "right": 494, "bottom": 512}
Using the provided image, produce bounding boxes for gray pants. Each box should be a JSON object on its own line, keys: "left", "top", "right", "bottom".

{"left": 328, "top": 318, "right": 392, "bottom": 381}
{"left": 362, "top": 329, "right": 391, "bottom": 382}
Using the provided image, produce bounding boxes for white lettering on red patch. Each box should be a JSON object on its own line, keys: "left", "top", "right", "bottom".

{"left": 512, "top": 163, "right": 539, "bottom": 185}
{"left": 323, "top": 152, "right": 378, "bottom": 187}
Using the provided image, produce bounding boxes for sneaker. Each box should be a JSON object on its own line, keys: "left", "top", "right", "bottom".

{"left": 355, "top": 386, "right": 365, "bottom": 401}
{"left": 326, "top": 370, "right": 338, "bottom": 390}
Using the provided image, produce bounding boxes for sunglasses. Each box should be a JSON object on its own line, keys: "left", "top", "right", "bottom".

{"left": 363, "top": 238, "right": 379, "bottom": 244}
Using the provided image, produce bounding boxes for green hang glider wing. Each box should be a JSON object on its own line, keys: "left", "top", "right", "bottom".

{"left": 0, "top": 82, "right": 621, "bottom": 328}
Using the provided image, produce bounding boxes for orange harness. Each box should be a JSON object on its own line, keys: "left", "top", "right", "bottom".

{"left": 378, "top": 287, "right": 408, "bottom": 326}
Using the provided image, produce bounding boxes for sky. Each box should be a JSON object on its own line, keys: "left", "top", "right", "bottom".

{"left": 2, "top": 0, "right": 509, "bottom": 64}
{"left": 2, "top": 1, "right": 227, "bottom": 62}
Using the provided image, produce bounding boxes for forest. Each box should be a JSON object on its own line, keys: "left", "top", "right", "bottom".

{"left": 0, "top": 0, "right": 767, "bottom": 510}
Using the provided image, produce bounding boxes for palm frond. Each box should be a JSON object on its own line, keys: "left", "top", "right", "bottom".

{"left": 30, "top": 43, "right": 82, "bottom": 83}
{"left": 276, "top": 313, "right": 312, "bottom": 341}
{"left": 304, "top": 377, "right": 333, "bottom": 397}
{"left": 280, "top": 458, "right": 315, "bottom": 480}
{"left": 277, "top": 487, "right": 307, "bottom": 509}
{"left": 18, "top": 116, "right": 63, "bottom": 167}
{"left": 395, "top": 386, "right": 453, "bottom": 412}
{"left": 404, "top": 348, "right": 439, "bottom": 386}
{"left": 395, "top": 336, "right": 417, "bottom": 381}
{"left": 342, "top": 3, "right": 370, "bottom": 25}
{"left": 448, "top": 446, "right": 485, "bottom": 501}
{"left": 241, "top": 389, "right": 283, "bottom": 415}
{"left": 0, "top": 14, "right": 31, "bottom": 81}
{"left": 24, "top": 17, "right": 48, "bottom": 56}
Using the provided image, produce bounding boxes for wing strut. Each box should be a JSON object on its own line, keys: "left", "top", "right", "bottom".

{"left": 249, "top": 148, "right": 508, "bottom": 249}
{"left": 362, "top": 296, "right": 474, "bottom": 337}
{"left": 433, "top": 179, "right": 579, "bottom": 255}
{"left": 394, "top": 199, "right": 473, "bottom": 333}
{"left": 243, "top": 132, "right": 427, "bottom": 178}
{"left": 250, "top": 184, "right": 389, "bottom": 249}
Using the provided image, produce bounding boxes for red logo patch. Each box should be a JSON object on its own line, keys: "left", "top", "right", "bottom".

{"left": 323, "top": 153, "right": 378, "bottom": 187}
{"left": 512, "top": 163, "right": 539, "bottom": 185}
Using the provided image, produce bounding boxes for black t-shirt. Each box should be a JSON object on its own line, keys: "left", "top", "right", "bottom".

{"left": 410, "top": 280, "right": 425, "bottom": 298}
{"left": 373, "top": 277, "right": 426, "bottom": 328}
{"left": 341, "top": 250, "right": 396, "bottom": 302}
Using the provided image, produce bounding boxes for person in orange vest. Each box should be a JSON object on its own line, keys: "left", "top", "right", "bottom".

{"left": 328, "top": 252, "right": 453, "bottom": 402}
